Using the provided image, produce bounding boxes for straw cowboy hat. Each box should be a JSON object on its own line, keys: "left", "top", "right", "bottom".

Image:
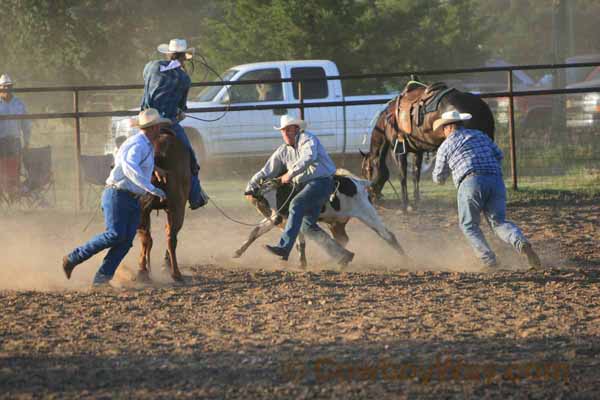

{"left": 133, "top": 108, "right": 172, "bottom": 129}
{"left": 0, "top": 74, "right": 14, "bottom": 86}
{"left": 157, "top": 38, "right": 195, "bottom": 60}
{"left": 433, "top": 110, "right": 472, "bottom": 132}
{"left": 274, "top": 114, "right": 307, "bottom": 131}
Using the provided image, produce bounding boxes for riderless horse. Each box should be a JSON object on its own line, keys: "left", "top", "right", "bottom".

{"left": 361, "top": 79, "right": 495, "bottom": 211}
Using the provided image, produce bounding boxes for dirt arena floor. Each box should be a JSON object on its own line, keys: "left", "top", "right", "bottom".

{"left": 1, "top": 191, "right": 599, "bottom": 399}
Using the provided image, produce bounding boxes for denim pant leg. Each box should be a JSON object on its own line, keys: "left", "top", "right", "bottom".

{"left": 67, "top": 189, "right": 140, "bottom": 275}
{"left": 457, "top": 176, "right": 496, "bottom": 265}
{"left": 483, "top": 176, "right": 527, "bottom": 252}
{"left": 171, "top": 123, "right": 204, "bottom": 207}
{"left": 97, "top": 195, "right": 141, "bottom": 277}
{"left": 300, "top": 181, "right": 349, "bottom": 260}
{"left": 278, "top": 178, "right": 333, "bottom": 254}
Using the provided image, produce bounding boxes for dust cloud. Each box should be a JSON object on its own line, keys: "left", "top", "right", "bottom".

{"left": 0, "top": 202, "right": 497, "bottom": 292}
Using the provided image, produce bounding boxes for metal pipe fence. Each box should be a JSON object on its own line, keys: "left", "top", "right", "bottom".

{"left": 1, "top": 61, "right": 599, "bottom": 210}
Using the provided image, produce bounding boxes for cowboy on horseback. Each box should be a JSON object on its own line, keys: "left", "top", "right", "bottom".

{"left": 245, "top": 114, "right": 355, "bottom": 267}
{"left": 141, "top": 38, "right": 207, "bottom": 210}
{"left": 62, "top": 109, "right": 168, "bottom": 287}
{"left": 432, "top": 110, "right": 541, "bottom": 270}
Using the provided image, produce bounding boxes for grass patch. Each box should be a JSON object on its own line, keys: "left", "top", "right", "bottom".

{"left": 379, "top": 173, "right": 600, "bottom": 208}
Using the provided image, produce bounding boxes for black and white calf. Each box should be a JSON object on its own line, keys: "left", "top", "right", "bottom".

{"left": 234, "top": 170, "right": 407, "bottom": 267}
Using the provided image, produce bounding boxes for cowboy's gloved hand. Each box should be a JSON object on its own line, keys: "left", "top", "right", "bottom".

{"left": 280, "top": 172, "right": 292, "bottom": 184}
{"left": 154, "top": 167, "right": 168, "bottom": 184}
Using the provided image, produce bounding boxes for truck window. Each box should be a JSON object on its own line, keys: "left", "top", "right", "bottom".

{"left": 291, "top": 67, "right": 328, "bottom": 99}
{"left": 196, "top": 69, "right": 238, "bottom": 102}
{"left": 229, "top": 68, "right": 283, "bottom": 103}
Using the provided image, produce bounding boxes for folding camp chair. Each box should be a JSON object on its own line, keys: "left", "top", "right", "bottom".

{"left": 80, "top": 154, "right": 113, "bottom": 208}
{"left": 21, "top": 146, "right": 55, "bottom": 208}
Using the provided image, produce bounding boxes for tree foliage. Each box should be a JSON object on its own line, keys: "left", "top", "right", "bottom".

{"left": 1, "top": 0, "right": 599, "bottom": 88}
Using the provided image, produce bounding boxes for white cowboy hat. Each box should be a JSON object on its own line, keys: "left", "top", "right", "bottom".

{"left": 433, "top": 110, "right": 472, "bottom": 132}
{"left": 0, "top": 74, "right": 14, "bottom": 86}
{"left": 157, "top": 38, "right": 195, "bottom": 60}
{"left": 133, "top": 108, "right": 172, "bottom": 129}
{"left": 274, "top": 114, "right": 307, "bottom": 131}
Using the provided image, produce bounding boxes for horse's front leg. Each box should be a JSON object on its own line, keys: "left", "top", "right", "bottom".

{"left": 165, "top": 208, "right": 184, "bottom": 282}
{"left": 233, "top": 218, "right": 276, "bottom": 258}
{"left": 398, "top": 153, "right": 409, "bottom": 212}
{"left": 413, "top": 152, "right": 424, "bottom": 208}
{"left": 296, "top": 232, "right": 307, "bottom": 269}
{"left": 136, "top": 210, "right": 153, "bottom": 283}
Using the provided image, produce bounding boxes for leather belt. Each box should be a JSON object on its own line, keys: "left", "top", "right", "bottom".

{"left": 105, "top": 184, "right": 143, "bottom": 200}
{"left": 458, "top": 171, "right": 479, "bottom": 187}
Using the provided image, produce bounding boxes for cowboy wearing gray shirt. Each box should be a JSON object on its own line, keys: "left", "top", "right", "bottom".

{"left": 246, "top": 115, "right": 354, "bottom": 266}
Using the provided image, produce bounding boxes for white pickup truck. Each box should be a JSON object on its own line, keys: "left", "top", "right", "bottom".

{"left": 107, "top": 60, "right": 395, "bottom": 159}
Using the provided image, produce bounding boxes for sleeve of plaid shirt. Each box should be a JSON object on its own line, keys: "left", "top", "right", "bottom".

{"left": 432, "top": 139, "right": 451, "bottom": 185}
{"left": 490, "top": 138, "right": 503, "bottom": 163}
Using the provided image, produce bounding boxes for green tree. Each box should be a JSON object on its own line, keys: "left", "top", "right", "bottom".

{"left": 200, "top": 0, "right": 490, "bottom": 93}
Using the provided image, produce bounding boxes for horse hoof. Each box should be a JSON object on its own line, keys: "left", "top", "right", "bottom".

{"left": 171, "top": 273, "right": 184, "bottom": 283}
{"left": 232, "top": 251, "right": 242, "bottom": 259}
{"left": 406, "top": 206, "right": 413, "bottom": 212}
{"left": 135, "top": 270, "right": 152, "bottom": 283}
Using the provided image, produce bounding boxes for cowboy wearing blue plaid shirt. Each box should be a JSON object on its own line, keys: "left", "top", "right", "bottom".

{"left": 432, "top": 110, "right": 541, "bottom": 269}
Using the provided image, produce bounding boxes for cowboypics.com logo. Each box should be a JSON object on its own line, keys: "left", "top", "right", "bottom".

{"left": 282, "top": 355, "right": 570, "bottom": 384}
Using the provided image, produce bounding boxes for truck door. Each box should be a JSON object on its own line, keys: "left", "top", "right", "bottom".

{"left": 213, "top": 68, "right": 286, "bottom": 156}
{"left": 285, "top": 66, "right": 341, "bottom": 153}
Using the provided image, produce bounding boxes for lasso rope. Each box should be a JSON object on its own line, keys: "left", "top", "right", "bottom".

{"left": 208, "top": 181, "right": 297, "bottom": 227}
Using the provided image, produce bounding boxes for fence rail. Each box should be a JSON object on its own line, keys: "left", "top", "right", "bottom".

{"left": 1, "top": 61, "right": 599, "bottom": 210}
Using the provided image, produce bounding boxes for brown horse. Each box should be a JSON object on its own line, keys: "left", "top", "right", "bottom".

{"left": 361, "top": 82, "right": 495, "bottom": 211}
{"left": 136, "top": 128, "right": 191, "bottom": 282}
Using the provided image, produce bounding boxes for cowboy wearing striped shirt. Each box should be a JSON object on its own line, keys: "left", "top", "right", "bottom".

{"left": 432, "top": 110, "right": 541, "bottom": 270}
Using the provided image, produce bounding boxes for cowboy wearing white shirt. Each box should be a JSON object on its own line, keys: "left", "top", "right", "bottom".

{"left": 63, "top": 109, "right": 167, "bottom": 287}
{"left": 246, "top": 115, "right": 354, "bottom": 266}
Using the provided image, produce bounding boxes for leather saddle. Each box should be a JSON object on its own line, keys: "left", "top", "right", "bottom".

{"left": 393, "top": 81, "right": 455, "bottom": 137}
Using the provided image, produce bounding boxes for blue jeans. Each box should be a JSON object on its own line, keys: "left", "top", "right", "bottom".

{"left": 67, "top": 188, "right": 141, "bottom": 277}
{"left": 457, "top": 175, "right": 527, "bottom": 266}
{"left": 278, "top": 177, "right": 348, "bottom": 260}
{"left": 171, "top": 123, "right": 205, "bottom": 208}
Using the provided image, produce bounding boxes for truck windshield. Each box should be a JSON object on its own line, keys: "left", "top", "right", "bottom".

{"left": 196, "top": 69, "right": 238, "bottom": 102}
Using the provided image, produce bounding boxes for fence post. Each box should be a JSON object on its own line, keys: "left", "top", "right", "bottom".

{"left": 73, "top": 90, "right": 83, "bottom": 210}
{"left": 298, "top": 81, "right": 304, "bottom": 120}
{"left": 507, "top": 70, "right": 518, "bottom": 190}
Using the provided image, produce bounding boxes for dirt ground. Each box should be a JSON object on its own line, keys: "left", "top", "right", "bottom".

{"left": 1, "top": 192, "right": 599, "bottom": 399}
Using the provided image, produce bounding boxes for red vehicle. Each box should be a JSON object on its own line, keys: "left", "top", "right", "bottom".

{"left": 464, "top": 57, "right": 600, "bottom": 130}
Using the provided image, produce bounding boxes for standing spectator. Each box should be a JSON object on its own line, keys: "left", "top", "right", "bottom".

{"left": 432, "top": 110, "right": 541, "bottom": 269}
{"left": 0, "top": 74, "right": 31, "bottom": 197}
{"left": 141, "top": 38, "right": 206, "bottom": 210}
